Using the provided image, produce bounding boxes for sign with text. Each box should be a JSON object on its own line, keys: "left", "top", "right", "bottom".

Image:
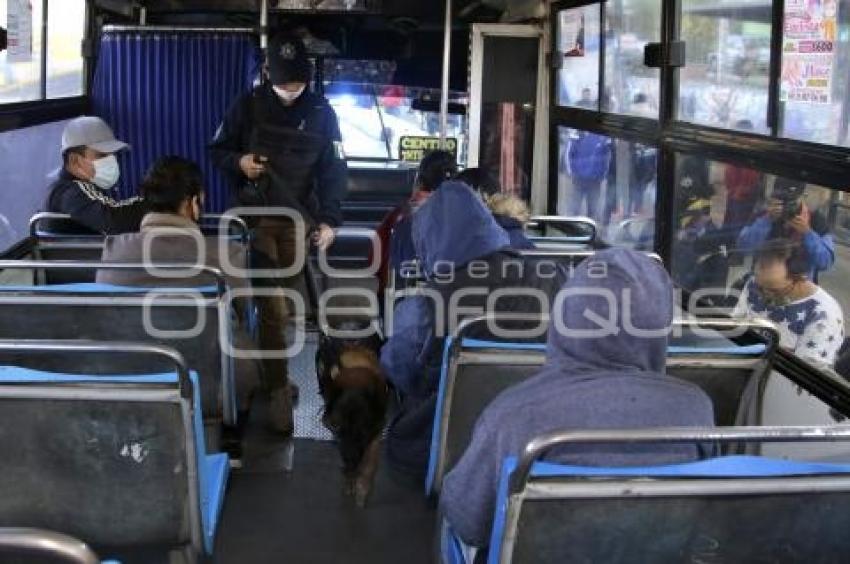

{"left": 399, "top": 136, "right": 458, "bottom": 163}
{"left": 7, "top": 0, "right": 33, "bottom": 64}
{"left": 781, "top": 0, "right": 838, "bottom": 104}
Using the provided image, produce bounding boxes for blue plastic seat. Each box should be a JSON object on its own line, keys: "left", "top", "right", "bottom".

{"left": 0, "top": 365, "right": 228, "bottom": 558}
{"left": 442, "top": 454, "right": 850, "bottom": 564}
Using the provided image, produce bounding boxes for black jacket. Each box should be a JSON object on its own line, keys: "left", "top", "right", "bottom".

{"left": 45, "top": 171, "right": 147, "bottom": 235}
{"left": 209, "top": 85, "right": 347, "bottom": 227}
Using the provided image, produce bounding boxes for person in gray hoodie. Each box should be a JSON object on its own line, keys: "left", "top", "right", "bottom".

{"left": 440, "top": 248, "right": 716, "bottom": 549}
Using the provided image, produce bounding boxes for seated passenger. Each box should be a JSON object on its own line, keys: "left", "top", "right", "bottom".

{"left": 373, "top": 150, "right": 457, "bottom": 293}
{"left": 380, "top": 182, "right": 566, "bottom": 477}
{"left": 46, "top": 116, "right": 147, "bottom": 234}
{"left": 455, "top": 167, "right": 535, "bottom": 250}
{"left": 96, "top": 156, "right": 258, "bottom": 421}
{"left": 737, "top": 177, "right": 835, "bottom": 281}
{"left": 97, "top": 155, "right": 246, "bottom": 290}
{"left": 732, "top": 239, "right": 844, "bottom": 367}
{"left": 441, "top": 248, "right": 716, "bottom": 549}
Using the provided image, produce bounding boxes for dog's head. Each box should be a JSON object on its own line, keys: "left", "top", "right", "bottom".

{"left": 318, "top": 336, "right": 388, "bottom": 475}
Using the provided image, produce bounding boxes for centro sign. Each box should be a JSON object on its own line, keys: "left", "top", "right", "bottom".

{"left": 399, "top": 136, "right": 458, "bottom": 162}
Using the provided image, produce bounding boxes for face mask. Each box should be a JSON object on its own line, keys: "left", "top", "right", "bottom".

{"left": 91, "top": 155, "right": 120, "bottom": 190}
{"left": 273, "top": 85, "right": 305, "bottom": 105}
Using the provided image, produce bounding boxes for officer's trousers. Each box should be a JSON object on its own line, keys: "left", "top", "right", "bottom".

{"left": 252, "top": 217, "right": 307, "bottom": 391}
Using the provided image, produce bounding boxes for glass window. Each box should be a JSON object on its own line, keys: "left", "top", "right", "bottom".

{"left": 556, "top": 126, "right": 657, "bottom": 248}
{"left": 375, "top": 86, "right": 467, "bottom": 163}
{"left": 604, "top": 0, "right": 662, "bottom": 117}
{"left": 670, "top": 156, "right": 850, "bottom": 460}
{"left": 327, "top": 83, "right": 468, "bottom": 162}
{"left": 670, "top": 155, "right": 847, "bottom": 362}
{"left": 780, "top": 0, "right": 850, "bottom": 147}
{"left": 556, "top": 5, "right": 602, "bottom": 109}
{"left": 46, "top": 0, "right": 85, "bottom": 99}
{"left": 0, "top": 0, "right": 44, "bottom": 104}
{"left": 679, "top": 0, "right": 772, "bottom": 132}
{"left": 327, "top": 83, "right": 389, "bottom": 160}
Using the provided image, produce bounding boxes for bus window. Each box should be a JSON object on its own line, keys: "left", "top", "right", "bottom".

{"left": 671, "top": 155, "right": 846, "bottom": 333}
{"left": 0, "top": 0, "right": 84, "bottom": 103}
{"left": 604, "top": 0, "right": 661, "bottom": 117}
{"left": 0, "top": 0, "right": 43, "bottom": 103}
{"left": 46, "top": 0, "right": 85, "bottom": 99}
{"left": 327, "top": 84, "right": 388, "bottom": 159}
{"left": 556, "top": 126, "right": 657, "bottom": 249}
{"left": 780, "top": 0, "right": 849, "bottom": 147}
{"left": 679, "top": 0, "right": 772, "bottom": 133}
{"left": 556, "top": 4, "right": 602, "bottom": 109}
{"left": 327, "top": 83, "right": 467, "bottom": 163}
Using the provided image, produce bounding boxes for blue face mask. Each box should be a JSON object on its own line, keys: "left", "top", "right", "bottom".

{"left": 91, "top": 155, "right": 120, "bottom": 190}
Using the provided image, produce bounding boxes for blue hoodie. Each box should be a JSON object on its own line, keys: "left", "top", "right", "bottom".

{"left": 381, "top": 182, "right": 511, "bottom": 473}
{"left": 440, "top": 248, "right": 716, "bottom": 548}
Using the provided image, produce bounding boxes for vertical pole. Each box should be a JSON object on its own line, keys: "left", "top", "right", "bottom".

{"left": 439, "top": 0, "right": 453, "bottom": 146}
{"left": 40, "top": 0, "right": 48, "bottom": 100}
{"left": 260, "top": 0, "right": 269, "bottom": 51}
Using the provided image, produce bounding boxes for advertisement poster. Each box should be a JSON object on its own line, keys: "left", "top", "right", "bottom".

{"left": 560, "top": 9, "right": 585, "bottom": 57}
{"left": 6, "top": 0, "right": 33, "bottom": 64}
{"left": 781, "top": 0, "right": 838, "bottom": 104}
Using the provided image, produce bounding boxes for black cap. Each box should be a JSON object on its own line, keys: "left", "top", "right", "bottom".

{"left": 267, "top": 33, "right": 311, "bottom": 85}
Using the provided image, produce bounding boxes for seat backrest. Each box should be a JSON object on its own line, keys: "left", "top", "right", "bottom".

{"left": 0, "top": 285, "right": 233, "bottom": 424}
{"left": 426, "top": 333, "right": 773, "bottom": 496}
{"left": 0, "top": 365, "right": 202, "bottom": 556}
{"left": 489, "top": 435, "right": 850, "bottom": 564}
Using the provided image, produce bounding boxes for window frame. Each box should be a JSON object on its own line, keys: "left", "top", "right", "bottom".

{"left": 550, "top": 0, "right": 850, "bottom": 415}
{"left": 550, "top": 0, "right": 850, "bottom": 264}
{"left": 0, "top": 0, "right": 91, "bottom": 129}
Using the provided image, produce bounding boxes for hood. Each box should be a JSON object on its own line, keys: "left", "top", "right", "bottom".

{"left": 412, "top": 181, "right": 510, "bottom": 278}
{"left": 546, "top": 248, "right": 673, "bottom": 374}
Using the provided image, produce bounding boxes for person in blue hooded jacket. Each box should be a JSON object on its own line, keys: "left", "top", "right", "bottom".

{"left": 380, "top": 182, "right": 566, "bottom": 476}
{"left": 440, "top": 248, "right": 716, "bottom": 549}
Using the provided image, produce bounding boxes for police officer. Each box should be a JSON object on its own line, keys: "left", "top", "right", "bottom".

{"left": 210, "top": 33, "right": 347, "bottom": 437}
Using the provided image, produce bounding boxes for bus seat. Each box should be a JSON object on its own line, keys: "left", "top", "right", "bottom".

{"left": 0, "top": 284, "right": 237, "bottom": 429}
{"left": 0, "top": 359, "right": 227, "bottom": 560}
{"left": 473, "top": 436, "right": 850, "bottom": 564}
{"left": 25, "top": 213, "right": 251, "bottom": 286}
{"left": 425, "top": 317, "right": 777, "bottom": 497}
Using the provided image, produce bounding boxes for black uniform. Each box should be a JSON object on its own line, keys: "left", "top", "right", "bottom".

{"left": 209, "top": 84, "right": 347, "bottom": 227}
{"left": 45, "top": 170, "right": 147, "bottom": 235}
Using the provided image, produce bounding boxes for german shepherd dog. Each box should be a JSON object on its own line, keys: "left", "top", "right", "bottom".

{"left": 316, "top": 327, "right": 388, "bottom": 507}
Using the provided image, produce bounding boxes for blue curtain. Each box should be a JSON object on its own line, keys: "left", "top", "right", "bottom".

{"left": 92, "top": 31, "right": 260, "bottom": 213}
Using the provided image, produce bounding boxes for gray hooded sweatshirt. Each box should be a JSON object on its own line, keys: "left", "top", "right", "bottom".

{"left": 440, "top": 248, "right": 716, "bottom": 548}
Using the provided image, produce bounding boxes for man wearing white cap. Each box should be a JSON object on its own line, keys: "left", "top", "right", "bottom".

{"left": 45, "top": 116, "right": 147, "bottom": 234}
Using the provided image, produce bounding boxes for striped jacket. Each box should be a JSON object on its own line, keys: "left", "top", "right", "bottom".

{"left": 45, "top": 170, "right": 147, "bottom": 235}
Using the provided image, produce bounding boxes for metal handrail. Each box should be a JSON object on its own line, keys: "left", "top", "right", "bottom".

{"left": 28, "top": 212, "right": 99, "bottom": 238}
{"left": 454, "top": 314, "right": 781, "bottom": 357}
{"left": 0, "top": 339, "right": 192, "bottom": 399}
{"left": 0, "top": 528, "right": 100, "bottom": 564}
{"left": 31, "top": 212, "right": 251, "bottom": 243}
{"left": 0, "top": 260, "right": 228, "bottom": 296}
{"left": 103, "top": 25, "right": 256, "bottom": 33}
{"left": 511, "top": 425, "right": 850, "bottom": 494}
{"left": 527, "top": 216, "right": 598, "bottom": 242}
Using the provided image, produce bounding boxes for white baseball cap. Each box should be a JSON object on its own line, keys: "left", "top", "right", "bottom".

{"left": 61, "top": 116, "right": 129, "bottom": 155}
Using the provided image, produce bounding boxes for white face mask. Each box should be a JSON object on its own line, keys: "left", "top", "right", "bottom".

{"left": 91, "top": 155, "right": 120, "bottom": 190}
{"left": 273, "top": 85, "right": 305, "bottom": 105}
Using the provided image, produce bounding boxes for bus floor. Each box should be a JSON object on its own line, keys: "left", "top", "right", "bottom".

{"left": 216, "top": 342, "right": 436, "bottom": 563}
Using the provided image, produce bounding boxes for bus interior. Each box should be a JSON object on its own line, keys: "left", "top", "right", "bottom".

{"left": 1, "top": 0, "right": 850, "bottom": 562}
